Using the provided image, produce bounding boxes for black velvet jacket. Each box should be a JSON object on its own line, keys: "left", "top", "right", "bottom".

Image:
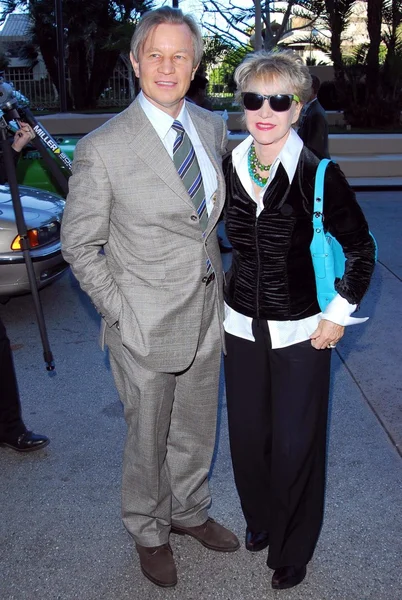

{"left": 223, "top": 146, "right": 376, "bottom": 321}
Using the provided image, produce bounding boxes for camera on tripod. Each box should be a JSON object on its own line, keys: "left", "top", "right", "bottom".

{"left": 0, "top": 73, "right": 72, "bottom": 176}
{"left": 0, "top": 73, "right": 30, "bottom": 124}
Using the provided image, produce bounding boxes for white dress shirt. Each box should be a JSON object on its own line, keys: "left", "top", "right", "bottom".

{"left": 223, "top": 128, "right": 367, "bottom": 348}
{"left": 138, "top": 92, "right": 217, "bottom": 216}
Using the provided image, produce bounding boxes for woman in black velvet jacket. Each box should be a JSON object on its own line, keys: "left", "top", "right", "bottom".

{"left": 223, "top": 51, "right": 376, "bottom": 591}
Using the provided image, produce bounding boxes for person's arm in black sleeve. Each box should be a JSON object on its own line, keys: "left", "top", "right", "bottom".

{"left": 0, "top": 122, "right": 35, "bottom": 184}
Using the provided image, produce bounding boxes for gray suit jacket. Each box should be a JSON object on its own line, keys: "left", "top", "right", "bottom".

{"left": 61, "top": 99, "right": 227, "bottom": 372}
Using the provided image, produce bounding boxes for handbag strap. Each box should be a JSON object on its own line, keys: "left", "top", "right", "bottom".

{"left": 312, "top": 158, "right": 332, "bottom": 231}
{"left": 310, "top": 159, "right": 333, "bottom": 279}
{"left": 312, "top": 159, "right": 378, "bottom": 266}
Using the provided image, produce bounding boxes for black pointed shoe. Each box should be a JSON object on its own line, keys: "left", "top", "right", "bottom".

{"left": 0, "top": 431, "right": 50, "bottom": 453}
{"left": 271, "top": 565, "right": 307, "bottom": 590}
{"left": 245, "top": 528, "right": 270, "bottom": 552}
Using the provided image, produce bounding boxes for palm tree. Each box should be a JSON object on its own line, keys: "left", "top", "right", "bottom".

{"left": 366, "top": 0, "right": 383, "bottom": 94}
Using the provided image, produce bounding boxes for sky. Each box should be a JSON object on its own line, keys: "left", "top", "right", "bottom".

{"left": 166, "top": 0, "right": 252, "bottom": 44}
{"left": 0, "top": 0, "right": 253, "bottom": 44}
{"left": 0, "top": 0, "right": 249, "bottom": 23}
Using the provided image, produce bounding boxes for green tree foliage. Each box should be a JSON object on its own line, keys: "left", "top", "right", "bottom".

{"left": 340, "top": 0, "right": 402, "bottom": 126}
{"left": 322, "top": 0, "right": 354, "bottom": 83}
{"left": 209, "top": 0, "right": 402, "bottom": 127}
{"left": 285, "top": 0, "right": 402, "bottom": 126}
{"left": 209, "top": 43, "right": 252, "bottom": 95}
{"left": 201, "top": 35, "right": 234, "bottom": 71}
{"left": 0, "top": 0, "right": 154, "bottom": 109}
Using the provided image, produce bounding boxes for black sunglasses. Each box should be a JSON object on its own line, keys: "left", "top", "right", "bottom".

{"left": 242, "top": 92, "right": 301, "bottom": 112}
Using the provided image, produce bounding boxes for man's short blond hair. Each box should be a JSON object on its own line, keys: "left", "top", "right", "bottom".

{"left": 131, "top": 7, "right": 203, "bottom": 68}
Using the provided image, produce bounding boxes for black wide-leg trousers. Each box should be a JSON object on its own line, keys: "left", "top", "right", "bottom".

{"left": 0, "top": 315, "right": 25, "bottom": 441}
{"left": 224, "top": 319, "right": 331, "bottom": 569}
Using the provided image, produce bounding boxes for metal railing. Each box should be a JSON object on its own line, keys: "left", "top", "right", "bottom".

{"left": 4, "top": 63, "right": 232, "bottom": 110}
{"left": 4, "top": 67, "right": 59, "bottom": 109}
{"left": 4, "top": 63, "right": 135, "bottom": 110}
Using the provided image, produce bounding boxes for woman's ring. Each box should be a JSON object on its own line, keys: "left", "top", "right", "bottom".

{"left": 327, "top": 343, "right": 337, "bottom": 349}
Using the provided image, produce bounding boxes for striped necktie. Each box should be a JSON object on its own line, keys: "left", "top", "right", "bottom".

{"left": 172, "top": 120, "right": 208, "bottom": 232}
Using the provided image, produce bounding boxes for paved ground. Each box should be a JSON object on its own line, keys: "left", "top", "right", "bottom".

{"left": 1, "top": 190, "right": 401, "bottom": 600}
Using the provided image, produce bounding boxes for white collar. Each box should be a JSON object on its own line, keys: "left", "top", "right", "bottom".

{"left": 232, "top": 127, "right": 303, "bottom": 184}
{"left": 138, "top": 92, "right": 191, "bottom": 138}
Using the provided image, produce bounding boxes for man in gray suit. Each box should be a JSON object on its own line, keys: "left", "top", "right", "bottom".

{"left": 61, "top": 6, "right": 239, "bottom": 588}
{"left": 298, "top": 74, "right": 330, "bottom": 158}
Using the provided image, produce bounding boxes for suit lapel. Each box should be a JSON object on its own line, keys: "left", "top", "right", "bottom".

{"left": 187, "top": 104, "right": 225, "bottom": 237}
{"left": 126, "top": 101, "right": 195, "bottom": 210}
{"left": 125, "top": 100, "right": 225, "bottom": 230}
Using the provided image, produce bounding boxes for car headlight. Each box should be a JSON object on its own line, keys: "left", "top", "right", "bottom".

{"left": 11, "top": 220, "right": 60, "bottom": 250}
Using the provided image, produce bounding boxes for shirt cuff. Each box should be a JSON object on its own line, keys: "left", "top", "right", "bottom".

{"left": 223, "top": 302, "right": 255, "bottom": 341}
{"left": 322, "top": 294, "right": 368, "bottom": 326}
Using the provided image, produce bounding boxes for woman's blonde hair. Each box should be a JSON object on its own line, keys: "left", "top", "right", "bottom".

{"left": 234, "top": 50, "right": 312, "bottom": 106}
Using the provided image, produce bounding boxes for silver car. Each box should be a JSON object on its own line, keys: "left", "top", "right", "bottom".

{"left": 0, "top": 184, "right": 68, "bottom": 298}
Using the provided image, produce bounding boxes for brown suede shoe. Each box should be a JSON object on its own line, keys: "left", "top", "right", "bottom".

{"left": 171, "top": 517, "right": 240, "bottom": 552}
{"left": 136, "top": 543, "right": 177, "bottom": 588}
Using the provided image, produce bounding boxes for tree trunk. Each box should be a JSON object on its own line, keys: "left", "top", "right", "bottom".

{"left": 85, "top": 48, "right": 121, "bottom": 109}
{"left": 34, "top": 31, "right": 73, "bottom": 109}
{"left": 68, "top": 39, "right": 89, "bottom": 110}
{"left": 324, "top": 0, "right": 345, "bottom": 85}
{"left": 366, "top": 0, "right": 383, "bottom": 95}
{"left": 254, "top": 0, "right": 263, "bottom": 50}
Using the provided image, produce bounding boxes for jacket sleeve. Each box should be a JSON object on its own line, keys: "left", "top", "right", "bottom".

{"left": 0, "top": 146, "right": 20, "bottom": 184}
{"left": 323, "top": 162, "right": 376, "bottom": 305}
{"left": 60, "top": 136, "right": 122, "bottom": 327}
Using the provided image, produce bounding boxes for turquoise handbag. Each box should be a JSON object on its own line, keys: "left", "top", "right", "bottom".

{"left": 310, "top": 159, "right": 377, "bottom": 311}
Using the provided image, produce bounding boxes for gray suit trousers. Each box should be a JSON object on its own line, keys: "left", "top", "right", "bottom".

{"left": 106, "top": 281, "right": 221, "bottom": 546}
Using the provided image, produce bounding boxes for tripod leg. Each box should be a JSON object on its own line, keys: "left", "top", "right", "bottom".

{"left": 0, "top": 123, "right": 55, "bottom": 371}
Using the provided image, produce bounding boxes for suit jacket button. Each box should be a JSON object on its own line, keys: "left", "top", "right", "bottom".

{"left": 191, "top": 215, "right": 198, "bottom": 221}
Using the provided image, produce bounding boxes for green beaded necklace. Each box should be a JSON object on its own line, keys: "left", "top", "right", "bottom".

{"left": 248, "top": 144, "right": 272, "bottom": 187}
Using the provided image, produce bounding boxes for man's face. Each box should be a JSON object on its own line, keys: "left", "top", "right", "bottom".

{"left": 131, "top": 23, "right": 197, "bottom": 118}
